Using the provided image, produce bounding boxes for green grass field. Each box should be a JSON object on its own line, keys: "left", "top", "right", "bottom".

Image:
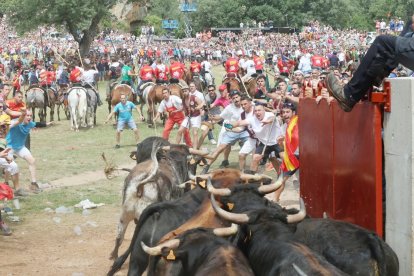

{"left": 6, "top": 63, "right": 270, "bottom": 217}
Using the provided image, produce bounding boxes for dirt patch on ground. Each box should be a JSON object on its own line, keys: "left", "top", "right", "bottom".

{"left": 1, "top": 204, "right": 133, "bottom": 276}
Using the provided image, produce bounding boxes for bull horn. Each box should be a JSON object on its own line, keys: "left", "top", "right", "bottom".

{"left": 188, "top": 171, "right": 210, "bottom": 181}
{"left": 257, "top": 174, "right": 283, "bottom": 194}
{"left": 207, "top": 177, "right": 231, "bottom": 196}
{"left": 287, "top": 198, "right": 306, "bottom": 223}
{"left": 141, "top": 239, "right": 180, "bottom": 256}
{"left": 210, "top": 194, "right": 249, "bottom": 224}
{"left": 161, "top": 146, "right": 171, "bottom": 151}
{"left": 240, "top": 173, "right": 273, "bottom": 182}
{"left": 213, "top": 223, "right": 238, "bottom": 237}
{"left": 176, "top": 180, "right": 195, "bottom": 189}
{"left": 188, "top": 148, "right": 209, "bottom": 156}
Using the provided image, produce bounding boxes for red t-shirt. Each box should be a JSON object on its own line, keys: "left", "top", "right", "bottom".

{"left": 140, "top": 65, "right": 155, "bottom": 81}
{"left": 225, "top": 57, "right": 239, "bottom": 73}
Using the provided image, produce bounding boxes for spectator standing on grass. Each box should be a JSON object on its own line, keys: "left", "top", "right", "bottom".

{"left": 105, "top": 94, "right": 144, "bottom": 149}
{"left": 6, "top": 109, "right": 52, "bottom": 193}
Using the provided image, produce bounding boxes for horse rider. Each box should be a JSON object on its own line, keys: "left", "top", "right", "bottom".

{"left": 69, "top": 64, "right": 84, "bottom": 85}
{"left": 224, "top": 52, "right": 240, "bottom": 79}
{"left": 169, "top": 56, "right": 187, "bottom": 86}
{"left": 252, "top": 51, "right": 264, "bottom": 74}
{"left": 137, "top": 59, "right": 155, "bottom": 97}
{"left": 39, "top": 66, "right": 57, "bottom": 97}
{"left": 189, "top": 56, "right": 202, "bottom": 78}
{"left": 201, "top": 56, "right": 214, "bottom": 85}
{"left": 106, "top": 59, "right": 121, "bottom": 101}
{"left": 28, "top": 66, "right": 40, "bottom": 87}
{"left": 241, "top": 54, "right": 257, "bottom": 82}
{"left": 154, "top": 58, "right": 169, "bottom": 84}
{"left": 81, "top": 63, "right": 103, "bottom": 106}
{"left": 57, "top": 66, "right": 70, "bottom": 87}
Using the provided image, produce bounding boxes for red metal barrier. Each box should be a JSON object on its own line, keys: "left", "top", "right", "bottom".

{"left": 299, "top": 98, "right": 383, "bottom": 237}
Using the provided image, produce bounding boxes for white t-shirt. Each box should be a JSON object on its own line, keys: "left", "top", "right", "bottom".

{"left": 190, "top": 91, "right": 205, "bottom": 104}
{"left": 220, "top": 104, "right": 243, "bottom": 123}
{"left": 243, "top": 59, "right": 256, "bottom": 75}
{"left": 246, "top": 112, "right": 283, "bottom": 145}
{"left": 201, "top": 61, "right": 212, "bottom": 72}
{"left": 158, "top": 95, "right": 183, "bottom": 113}
{"left": 82, "top": 69, "right": 98, "bottom": 83}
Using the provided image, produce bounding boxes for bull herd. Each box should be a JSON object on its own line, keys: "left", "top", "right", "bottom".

{"left": 106, "top": 136, "right": 399, "bottom": 276}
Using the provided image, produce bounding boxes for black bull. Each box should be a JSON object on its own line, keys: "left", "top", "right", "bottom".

{"left": 141, "top": 227, "right": 254, "bottom": 276}
{"left": 108, "top": 187, "right": 208, "bottom": 276}
{"left": 210, "top": 184, "right": 399, "bottom": 276}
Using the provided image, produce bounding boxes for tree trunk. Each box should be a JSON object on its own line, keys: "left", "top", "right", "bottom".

{"left": 77, "top": 12, "right": 103, "bottom": 57}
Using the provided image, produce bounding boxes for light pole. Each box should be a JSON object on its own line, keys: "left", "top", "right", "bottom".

{"left": 285, "top": 15, "right": 288, "bottom": 27}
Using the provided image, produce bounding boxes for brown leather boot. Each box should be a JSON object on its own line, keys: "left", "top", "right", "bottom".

{"left": 326, "top": 73, "right": 355, "bottom": 112}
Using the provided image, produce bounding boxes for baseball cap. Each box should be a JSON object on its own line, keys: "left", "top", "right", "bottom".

{"left": 229, "top": 90, "right": 240, "bottom": 97}
{"left": 181, "top": 83, "right": 189, "bottom": 90}
{"left": 218, "top": 84, "right": 227, "bottom": 91}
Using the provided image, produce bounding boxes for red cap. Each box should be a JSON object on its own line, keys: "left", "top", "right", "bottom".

{"left": 218, "top": 84, "right": 227, "bottom": 91}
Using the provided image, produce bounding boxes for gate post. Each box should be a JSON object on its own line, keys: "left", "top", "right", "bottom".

{"left": 384, "top": 78, "right": 414, "bottom": 276}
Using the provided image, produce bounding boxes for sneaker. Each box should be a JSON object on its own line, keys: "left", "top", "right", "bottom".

{"left": 114, "top": 144, "right": 121, "bottom": 149}
{"left": 0, "top": 221, "right": 12, "bottom": 236}
{"left": 14, "top": 188, "right": 29, "bottom": 197}
{"left": 200, "top": 165, "right": 210, "bottom": 174}
{"left": 30, "top": 182, "right": 42, "bottom": 193}
{"left": 210, "top": 139, "right": 217, "bottom": 145}
{"left": 219, "top": 160, "right": 230, "bottom": 169}
{"left": 325, "top": 73, "right": 355, "bottom": 112}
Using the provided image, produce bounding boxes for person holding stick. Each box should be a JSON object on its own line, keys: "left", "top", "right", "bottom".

{"left": 227, "top": 102, "right": 284, "bottom": 175}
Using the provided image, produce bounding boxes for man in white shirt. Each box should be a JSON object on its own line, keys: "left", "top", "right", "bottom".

{"left": 201, "top": 57, "right": 213, "bottom": 86}
{"left": 154, "top": 87, "right": 191, "bottom": 145}
{"left": 241, "top": 55, "right": 256, "bottom": 82}
{"left": 231, "top": 103, "right": 284, "bottom": 174}
{"left": 81, "top": 64, "right": 102, "bottom": 106}
{"left": 200, "top": 90, "right": 249, "bottom": 174}
{"left": 176, "top": 83, "right": 205, "bottom": 149}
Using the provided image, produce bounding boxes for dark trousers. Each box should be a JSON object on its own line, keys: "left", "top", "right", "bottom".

{"left": 345, "top": 35, "right": 414, "bottom": 102}
{"left": 345, "top": 35, "right": 398, "bottom": 102}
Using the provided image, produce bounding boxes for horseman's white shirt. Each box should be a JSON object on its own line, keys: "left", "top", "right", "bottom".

{"left": 243, "top": 60, "right": 256, "bottom": 75}
{"left": 82, "top": 69, "right": 98, "bottom": 83}
{"left": 158, "top": 95, "right": 183, "bottom": 113}
{"left": 201, "top": 61, "right": 212, "bottom": 72}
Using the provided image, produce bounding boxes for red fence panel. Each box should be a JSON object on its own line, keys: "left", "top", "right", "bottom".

{"left": 299, "top": 99, "right": 383, "bottom": 237}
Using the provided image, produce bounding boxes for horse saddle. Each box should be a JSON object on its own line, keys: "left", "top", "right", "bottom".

{"left": 139, "top": 82, "right": 155, "bottom": 91}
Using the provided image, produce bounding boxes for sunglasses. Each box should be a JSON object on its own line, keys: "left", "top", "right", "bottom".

{"left": 208, "top": 89, "right": 215, "bottom": 92}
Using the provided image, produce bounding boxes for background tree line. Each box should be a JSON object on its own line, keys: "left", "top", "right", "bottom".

{"left": 1, "top": 0, "right": 414, "bottom": 55}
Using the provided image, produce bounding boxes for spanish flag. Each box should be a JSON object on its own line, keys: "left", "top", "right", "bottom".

{"left": 281, "top": 115, "right": 299, "bottom": 172}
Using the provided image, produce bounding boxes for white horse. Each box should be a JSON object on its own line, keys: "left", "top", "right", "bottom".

{"left": 67, "top": 87, "right": 87, "bottom": 131}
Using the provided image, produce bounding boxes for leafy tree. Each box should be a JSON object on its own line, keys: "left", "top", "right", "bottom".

{"left": 1, "top": 0, "right": 118, "bottom": 56}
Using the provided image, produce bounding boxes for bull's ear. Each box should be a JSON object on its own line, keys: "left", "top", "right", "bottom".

{"left": 129, "top": 151, "right": 137, "bottom": 160}
{"left": 161, "top": 248, "right": 176, "bottom": 261}
{"left": 196, "top": 177, "right": 207, "bottom": 189}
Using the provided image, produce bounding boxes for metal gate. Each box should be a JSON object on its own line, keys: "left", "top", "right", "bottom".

{"left": 299, "top": 99, "right": 383, "bottom": 237}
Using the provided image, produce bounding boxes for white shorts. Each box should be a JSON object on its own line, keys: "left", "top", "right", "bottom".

{"left": 239, "top": 137, "right": 256, "bottom": 155}
{"left": 0, "top": 158, "right": 19, "bottom": 175}
{"left": 8, "top": 147, "right": 33, "bottom": 159}
{"left": 181, "top": 116, "right": 201, "bottom": 129}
